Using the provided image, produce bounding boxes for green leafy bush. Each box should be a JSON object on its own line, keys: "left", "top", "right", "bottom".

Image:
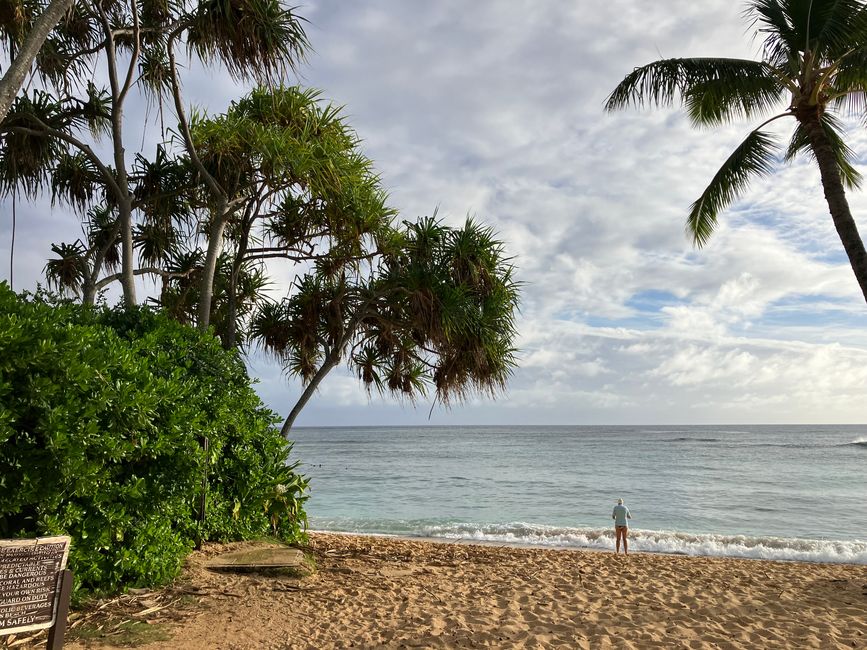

{"left": 0, "top": 284, "right": 308, "bottom": 597}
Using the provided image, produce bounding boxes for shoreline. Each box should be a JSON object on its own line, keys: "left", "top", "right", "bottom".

{"left": 67, "top": 532, "right": 867, "bottom": 649}
{"left": 307, "top": 527, "right": 867, "bottom": 566}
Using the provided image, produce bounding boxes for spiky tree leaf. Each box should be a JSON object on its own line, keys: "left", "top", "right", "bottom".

{"left": 688, "top": 129, "right": 779, "bottom": 247}
{"left": 605, "top": 58, "right": 783, "bottom": 112}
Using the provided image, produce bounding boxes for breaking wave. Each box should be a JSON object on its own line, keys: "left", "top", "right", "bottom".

{"left": 412, "top": 522, "right": 867, "bottom": 565}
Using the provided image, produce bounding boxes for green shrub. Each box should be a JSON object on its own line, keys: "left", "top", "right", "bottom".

{"left": 0, "top": 284, "right": 308, "bottom": 597}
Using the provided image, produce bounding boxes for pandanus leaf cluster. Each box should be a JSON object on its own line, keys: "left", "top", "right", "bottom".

{"left": 0, "top": 0, "right": 310, "bottom": 306}
{"left": 252, "top": 215, "right": 520, "bottom": 436}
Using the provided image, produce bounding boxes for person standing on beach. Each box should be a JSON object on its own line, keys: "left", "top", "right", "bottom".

{"left": 612, "top": 498, "right": 631, "bottom": 555}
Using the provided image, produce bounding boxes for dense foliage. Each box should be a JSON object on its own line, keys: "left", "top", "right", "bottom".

{"left": 0, "top": 283, "right": 308, "bottom": 596}
{"left": 0, "top": 2, "right": 521, "bottom": 435}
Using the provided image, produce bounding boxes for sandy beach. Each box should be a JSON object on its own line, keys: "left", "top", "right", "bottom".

{"left": 56, "top": 532, "right": 867, "bottom": 649}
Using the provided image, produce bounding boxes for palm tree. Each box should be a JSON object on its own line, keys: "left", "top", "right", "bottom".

{"left": 606, "top": 0, "right": 867, "bottom": 303}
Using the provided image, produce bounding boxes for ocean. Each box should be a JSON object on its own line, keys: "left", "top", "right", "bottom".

{"left": 290, "top": 425, "right": 867, "bottom": 564}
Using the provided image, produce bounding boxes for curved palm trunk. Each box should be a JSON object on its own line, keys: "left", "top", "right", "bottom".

{"left": 0, "top": 0, "right": 73, "bottom": 122}
{"left": 801, "top": 114, "right": 867, "bottom": 304}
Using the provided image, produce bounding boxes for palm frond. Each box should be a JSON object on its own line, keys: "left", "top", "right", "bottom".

{"left": 605, "top": 58, "right": 781, "bottom": 112}
{"left": 830, "top": 44, "right": 867, "bottom": 109}
{"left": 353, "top": 344, "right": 385, "bottom": 394}
{"left": 0, "top": 91, "right": 67, "bottom": 198}
{"left": 134, "top": 221, "right": 179, "bottom": 266}
{"left": 803, "top": 0, "right": 867, "bottom": 59}
{"left": 86, "top": 206, "right": 121, "bottom": 272}
{"left": 0, "top": 0, "right": 32, "bottom": 57}
{"left": 688, "top": 128, "right": 780, "bottom": 247}
{"left": 684, "top": 73, "right": 785, "bottom": 126}
{"left": 138, "top": 45, "right": 173, "bottom": 101}
{"left": 78, "top": 82, "right": 112, "bottom": 139}
{"left": 747, "top": 0, "right": 867, "bottom": 66}
{"left": 744, "top": 0, "right": 798, "bottom": 69}
{"left": 139, "top": 0, "right": 184, "bottom": 29}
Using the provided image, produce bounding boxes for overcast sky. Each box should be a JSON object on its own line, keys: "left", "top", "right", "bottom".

{"left": 5, "top": 1, "right": 867, "bottom": 426}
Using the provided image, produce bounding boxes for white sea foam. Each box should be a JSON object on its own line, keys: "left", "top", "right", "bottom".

{"left": 419, "top": 522, "right": 867, "bottom": 565}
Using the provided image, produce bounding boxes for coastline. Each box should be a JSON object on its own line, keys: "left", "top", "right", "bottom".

{"left": 306, "top": 527, "right": 867, "bottom": 566}
{"left": 67, "top": 531, "right": 867, "bottom": 649}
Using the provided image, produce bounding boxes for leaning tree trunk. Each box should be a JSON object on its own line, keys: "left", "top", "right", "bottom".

{"left": 0, "top": 0, "right": 73, "bottom": 122}
{"left": 801, "top": 113, "right": 867, "bottom": 304}
{"left": 280, "top": 353, "right": 339, "bottom": 439}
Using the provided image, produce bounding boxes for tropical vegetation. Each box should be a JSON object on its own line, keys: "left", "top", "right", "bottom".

{"left": 0, "top": 284, "right": 308, "bottom": 596}
{"left": 606, "top": 0, "right": 867, "bottom": 303}
{"left": 0, "top": 1, "right": 521, "bottom": 433}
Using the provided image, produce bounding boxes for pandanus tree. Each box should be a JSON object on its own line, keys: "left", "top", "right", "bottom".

{"left": 606, "top": 0, "right": 867, "bottom": 303}
{"left": 0, "top": 0, "right": 73, "bottom": 122}
{"left": 154, "top": 84, "right": 395, "bottom": 345}
{"left": 252, "top": 216, "right": 520, "bottom": 437}
{"left": 1, "top": 3, "right": 522, "bottom": 429}
{"left": 0, "top": 0, "right": 309, "bottom": 306}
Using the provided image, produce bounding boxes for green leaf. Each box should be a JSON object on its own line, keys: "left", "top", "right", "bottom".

{"left": 688, "top": 128, "right": 780, "bottom": 247}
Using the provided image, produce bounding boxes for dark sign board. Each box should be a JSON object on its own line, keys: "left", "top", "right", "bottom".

{"left": 0, "top": 536, "right": 71, "bottom": 636}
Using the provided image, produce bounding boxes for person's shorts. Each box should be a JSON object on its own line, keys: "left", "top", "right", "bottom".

{"left": 615, "top": 526, "right": 628, "bottom": 532}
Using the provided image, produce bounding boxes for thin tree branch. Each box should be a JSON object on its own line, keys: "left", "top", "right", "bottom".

{"left": 0, "top": 0, "right": 74, "bottom": 122}
{"left": 118, "top": 0, "right": 141, "bottom": 104}
{"left": 166, "top": 26, "right": 226, "bottom": 202}
{"left": 95, "top": 265, "right": 195, "bottom": 289}
{"left": 2, "top": 124, "right": 123, "bottom": 198}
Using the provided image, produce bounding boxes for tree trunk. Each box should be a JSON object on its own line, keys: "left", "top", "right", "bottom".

{"left": 102, "top": 18, "right": 136, "bottom": 306}
{"left": 9, "top": 193, "right": 15, "bottom": 289}
{"left": 223, "top": 222, "right": 250, "bottom": 349}
{"left": 280, "top": 354, "right": 339, "bottom": 439}
{"left": 197, "top": 212, "right": 228, "bottom": 331}
{"left": 117, "top": 199, "right": 136, "bottom": 305}
{"left": 801, "top": 114, "right": 867, "bottom": 304}
{"left": 0, "top": 0, "right": 73, "bottom": 122}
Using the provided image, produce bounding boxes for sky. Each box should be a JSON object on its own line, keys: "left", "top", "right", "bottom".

{"left": 4, "top": 1, "right": 867, "bottom": 426}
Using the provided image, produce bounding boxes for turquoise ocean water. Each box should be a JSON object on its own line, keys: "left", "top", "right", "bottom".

{"left": 291, "top": 425, "right": 867, "bottom": 564}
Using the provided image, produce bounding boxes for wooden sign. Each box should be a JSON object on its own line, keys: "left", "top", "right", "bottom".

{"left": 0, "top": 536, "right": 71, "bottom": 636}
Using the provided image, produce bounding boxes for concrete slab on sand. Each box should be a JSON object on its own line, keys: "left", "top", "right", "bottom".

{"left": 205, "top": 547, "right": 304, "bottom": 570}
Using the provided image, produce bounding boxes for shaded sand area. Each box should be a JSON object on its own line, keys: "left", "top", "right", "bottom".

{"left": 54, "top": 532, "right": 867, "bottom": 649}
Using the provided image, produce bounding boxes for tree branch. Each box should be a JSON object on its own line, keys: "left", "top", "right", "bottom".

{"left": 0, "top": 0, "right": 74, "bottom": 122}
{"left": 3, "top": 123, "right": 123, "bottom": 199}
{"left": 117, "top": 0, "right": 141, "bottom": 104}
{"left": 166, "top": 27, "right": 226, "bottom": 202}
{"left": 280, "top": 351, "right": 340, "bottom": 438}
{"left": 95, "top": 265, "right": 196, "bottom": 290}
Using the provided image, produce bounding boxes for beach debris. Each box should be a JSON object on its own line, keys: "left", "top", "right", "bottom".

{"left": 204, "top": 546, "right": 304, "bottom": 571}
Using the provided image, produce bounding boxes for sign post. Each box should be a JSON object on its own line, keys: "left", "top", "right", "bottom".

{"left": 0, "top": 536, "right": 72, "bottom": 648}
